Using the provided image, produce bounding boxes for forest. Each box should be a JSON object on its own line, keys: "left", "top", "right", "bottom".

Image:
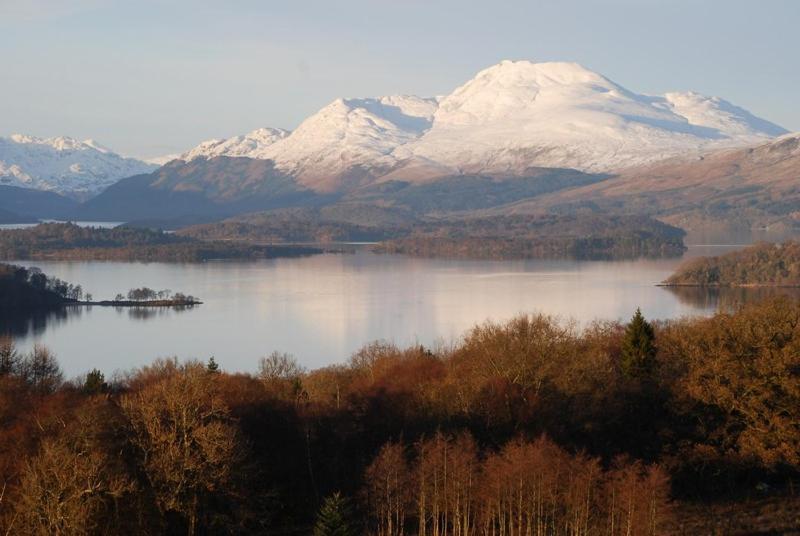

{"left": 0, "top": 297, "right": 798, "bottom": 534}
{"left": 180, "top": 212, "right": 687, "bottom": 261}
{"left": 665, "top": 241, "right": 800, "bottom": 286}
{"left": 0, "top": 214, "right": 686, "bottom": 263}
{"left": 0, "top": 223, "right": 322, "bottom": 262}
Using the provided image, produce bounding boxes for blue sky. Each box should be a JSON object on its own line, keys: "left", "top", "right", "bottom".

{"left": 1, "top": 0, "right": 797, "bottom": 157}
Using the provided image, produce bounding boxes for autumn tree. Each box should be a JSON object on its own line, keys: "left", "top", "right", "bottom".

{"left": 10, "top": 402, "right": 137, "bottom": 536}
{"left": 18, "top": 345, "right": 63, "bottom": 394}
{"left": 662, "top": 297, "right": 800, "bottom": 468}
{"left": 258, "top": 351, "right": 305, "bottom": 400}
{"left": 120, "top": 362, "right": 247, "bottom": 535}
{"left": 364, "top": 441, "right": 411, "bottom": 536}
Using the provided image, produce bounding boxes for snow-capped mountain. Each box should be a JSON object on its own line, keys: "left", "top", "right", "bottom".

{"left": 177, "top": 127, "right": 290, "bottom": 162}
{"left": 175, "top": 60, "right": 787, "bottom": 192}
{"left": 394, "top": 61, "right": 787, "bottom": 177}
{"left": 0, "top": 134, "right": 156, "bottom": 198}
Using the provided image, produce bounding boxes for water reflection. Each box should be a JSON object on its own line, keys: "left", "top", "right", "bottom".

{"left": 122, "top": 305, "right": 197, "bottom": 321}
{"left": 664, "top": 285, "right": 800, "bottom": 311}
{"left": 0, "top": 304, "right": 198, "bottom": 337}
{"left": 0, "top": 307, "right": 77, "bottom": 338}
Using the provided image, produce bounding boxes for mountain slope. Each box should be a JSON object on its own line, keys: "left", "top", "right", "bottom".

{"left": 173, "top": 60, "right": 786, "bottom": 191}
{"left": 0, "top": 134, "right": 156, "bottom": 198}
{"left": 0, "top": 185, "right": 79, "bottom": 220}
{"left": 495, "top": 133, "right": 800, "bottom": 231}
{"left": 79, "top": 157, "right": 326, "bottom": 221}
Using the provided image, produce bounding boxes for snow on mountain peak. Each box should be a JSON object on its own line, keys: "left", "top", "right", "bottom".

{"left": 178, "top": 127, "right": 290, "bottom": 162}
{"left": 0, "top": 134, "right": 156, "bottom": 198}
{"left": 130, "top": 60, "right": 793, "bottom": 193}
{"left": 395, "top": 60, "right": 788, "bottom": 176}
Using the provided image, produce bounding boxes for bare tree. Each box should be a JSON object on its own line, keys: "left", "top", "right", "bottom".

{"left": 120, "top": 362, "right": 246, "bottom": 535}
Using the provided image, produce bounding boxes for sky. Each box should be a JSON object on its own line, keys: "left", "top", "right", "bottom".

{"left": 1, "top": 0, "right": 798, "bottom": 158}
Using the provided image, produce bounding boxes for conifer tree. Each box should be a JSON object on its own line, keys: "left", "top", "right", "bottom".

{"left": 620, "top": 308, "right": 656, "bottom": 377}
{"left": 313, "top": 492, "right": 356, "bottom": 536}
{"left": 83, "top": 368, "right": 108, "bottom": 394}
{"left": 207, "top": 356, "right": 220, "bottom": 374}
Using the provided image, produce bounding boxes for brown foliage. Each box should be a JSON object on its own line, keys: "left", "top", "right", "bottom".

{"left": 120, "top": 362, "right": 248, "bottom": 534}
{"left": 660, "top": 297, "right": 800, "bottom": 467}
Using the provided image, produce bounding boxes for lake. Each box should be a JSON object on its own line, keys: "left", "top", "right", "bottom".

{"left": 6, "top": 245, "right": 797, "bottom": 378}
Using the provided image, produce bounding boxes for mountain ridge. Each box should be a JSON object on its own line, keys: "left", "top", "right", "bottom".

{"left": 172, "top": 60, "right": 787, "bottom": 191}
{"left": 0, "top": 134, "right": 156, "bottom": 198}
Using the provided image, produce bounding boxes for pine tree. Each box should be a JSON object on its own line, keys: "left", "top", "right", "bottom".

{"left": 207, "top": 356, "right": 220, "bottom": 374}
{"left": 620, "top": 308, "right": 656, "bottom": 377}
{"left": 313, "top": 492, "right": 356, "bottom": 536}
{"left": 83, "top": 368, "right": 108, "bottom": 395}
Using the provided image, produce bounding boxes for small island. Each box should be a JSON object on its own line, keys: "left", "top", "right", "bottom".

{"left": 663, "top": 241, "right": 800, "bottom": 287}
{"left": 0, "top": 263, "right": 201, "bottom": 315}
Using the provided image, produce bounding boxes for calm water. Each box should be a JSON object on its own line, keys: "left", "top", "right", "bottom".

{"left": 6, "top": 246, "right": 797, "bottom": 377}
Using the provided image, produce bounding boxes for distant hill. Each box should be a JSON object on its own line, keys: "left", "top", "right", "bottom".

{"left": 78, "top": 157, "right": 326, "bottom": 222}
{"left": 76, "top": 156, "right": 606, "bottom": 223}
{"left": 491, "top": 133, "right": 800, "bottom": 233}
{"left": 74, "top": 133, "right": 800, "bottom": 237}
{"left": 0, "top": 185, "right": 78, "bottom": 220}
{"left": 0, "top": 207, "right": 35, "bottom": 224}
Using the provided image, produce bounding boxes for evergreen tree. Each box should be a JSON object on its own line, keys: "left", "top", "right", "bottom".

{"left": 83, "top": 368, "right": 108, "bottom": 394}
{"left": 207, "top": 356, "right": 220, "bottom": 374}
{"left": 620, "top": 308, "right": 656, "bottom": 377}
{"left": 313, "top": 492, "right": 356, "bottom": 536}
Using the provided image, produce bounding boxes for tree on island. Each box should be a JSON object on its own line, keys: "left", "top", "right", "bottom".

{"left": 621, "top": 308, "right": 657, "bottom": 377}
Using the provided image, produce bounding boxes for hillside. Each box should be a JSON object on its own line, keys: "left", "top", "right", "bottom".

{"left": 78, "top": 156, "right": 605, "bottom": 222}
{"left": 0, "top": 185, "right": 79, "bottom": 220}
{"left": 0, "top": 208, "right": 34, "bottom": 224}
{"left": 665, "top": 241, "right": 800, "bottom": 287}
{"left": 78, "top": 156, "right": 326, "bottom": 221}
{"left": 493, "top": 133, "right": 800, "bottom": 232}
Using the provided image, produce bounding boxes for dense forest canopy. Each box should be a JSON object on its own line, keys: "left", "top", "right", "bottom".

{"left": 665, "top": 241, "right": 800, "bottom": 286}
{"left": 1, "top": 297, "right": 799, "bottom": 534}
